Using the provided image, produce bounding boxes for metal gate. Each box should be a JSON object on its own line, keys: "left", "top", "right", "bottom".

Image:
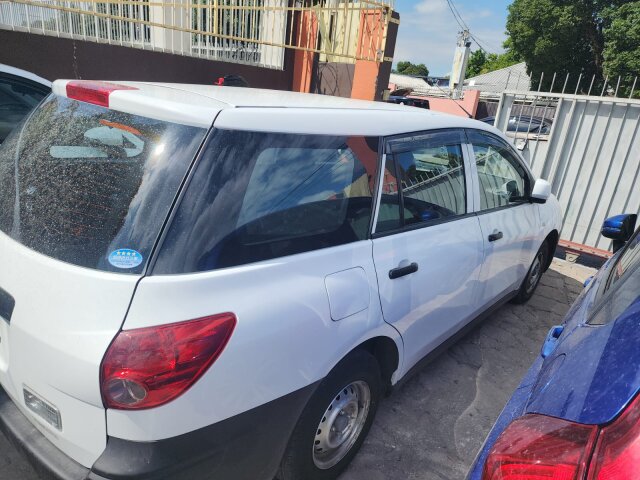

{"left": 494, "top": 90, "right": 640, "bottom": 253}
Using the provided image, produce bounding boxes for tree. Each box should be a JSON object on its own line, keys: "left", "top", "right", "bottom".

{"left": 505, "top": 0, "right": 640, "bottom": 93}
{"left": 466, "top": 47, "right": 521, "bottom": 78}
{"left": 506, "top": 0, "right": 604, "bottom": 91}
{"left": 466, "top": 50, "right": 487, "bottom": 78}
{"left": 394, "top": 61, "right": 429, "bottom": 77}
{"left": 602, "top": 2, "right": 640, "bottom": 97}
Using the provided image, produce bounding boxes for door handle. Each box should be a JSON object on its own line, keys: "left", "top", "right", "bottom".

{"left": 541, "top": 325, "right": 564, "bottom": 358}
{"left": 389, "top": 262, "right": 419, "bottom": 280}
{"left": 488, "top": 231, "right": 504, "bottom": 242}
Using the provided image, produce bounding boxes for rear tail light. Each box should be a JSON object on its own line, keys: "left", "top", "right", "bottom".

{"left": 483, "top": 394, "right": 640, "bottom": 480}
{"left": 482, "top": 414, "right": 598, "bottom": 480}
{"left": 100, "top": 313, "right": 236, "bottom": 410}
{"left": 66, "top": 80, "right": 137, "bottom": 108}
{"left": 587, "top": 395, "right": 640, "bottom": 480}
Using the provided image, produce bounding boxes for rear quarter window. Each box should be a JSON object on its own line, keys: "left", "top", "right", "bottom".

{"left": 153, "top": 129, "right": 380, "bottom": 274}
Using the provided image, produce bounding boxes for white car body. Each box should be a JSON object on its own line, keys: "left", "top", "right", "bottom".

{"left": 0, "top": 63, "right": 51, "bottom": 88}
{"left": 0, "top": 81, "right": 562, "bottom": 480}
{"left": 0, "top": 63, "right": 51, "bottom": 143}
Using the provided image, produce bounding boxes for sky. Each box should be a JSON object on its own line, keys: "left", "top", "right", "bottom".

{"left": 393, "top": 0, "right": 512, "bottom": 76}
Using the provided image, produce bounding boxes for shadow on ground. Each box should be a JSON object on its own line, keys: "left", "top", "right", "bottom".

{"left": 340, "top": 259, "right": 594, "bottom": 480}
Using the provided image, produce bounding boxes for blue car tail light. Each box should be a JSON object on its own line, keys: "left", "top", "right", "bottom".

{"left": 482, "top": 414, "right": 598, "bottom": 480}
{"left": 587, "top": 394, "right": 640, "bottom": 480}
{"left": 483, "top": 394, "right": 640, "bottom": 480}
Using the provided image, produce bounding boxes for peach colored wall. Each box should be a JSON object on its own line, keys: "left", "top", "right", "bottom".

{"left": 292, "top": 11, "right": 318, "bottom": 93}
{"left": 408, "top": 90, "right": 481, "bottom": 118}
{"left": 351, "top": 10, "right": 385, "bottom": 101}
{"left": 352, "top": 60, "right": 379, "bottom": 100}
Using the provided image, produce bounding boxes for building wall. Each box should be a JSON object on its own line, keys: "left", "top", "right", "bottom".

{"left": 377, "top": 10, "right": 399, "bottom": 101}
{"left": 0, "top": 29, "right": 293, "bottom": 89}
{"left": 311, "top": 62, "right": 355, "bottom": 98}
{"left": 291, "top": 10, "right": 319, "bottom": 93}
{"left": 0, "top": 5, "right": 399, "bottom": 101}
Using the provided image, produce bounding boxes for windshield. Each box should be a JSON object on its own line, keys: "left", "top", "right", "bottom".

{"left": 0, "top": 95, "right": 207, "bottom": 273}
{"left": 589, "top": 229, "right": 640, "bottom": 325}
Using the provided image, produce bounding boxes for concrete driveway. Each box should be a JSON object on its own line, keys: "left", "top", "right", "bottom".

{"left": 0, "top": 259, "right": 596, "bottom": 480}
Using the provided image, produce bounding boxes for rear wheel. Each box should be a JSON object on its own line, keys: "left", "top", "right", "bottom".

{"left": 278, "top": 350, "right": 381, "bottom": 480}
{"left": 512, "top": 241, "right": 549, "bottom": 304}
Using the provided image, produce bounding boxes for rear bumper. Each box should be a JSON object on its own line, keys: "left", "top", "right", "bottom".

{"left": 1, "top": 382, "right": 318, "bottom": 480}
{"left": 0, "top": 386, "right": 89, "bottom": 480}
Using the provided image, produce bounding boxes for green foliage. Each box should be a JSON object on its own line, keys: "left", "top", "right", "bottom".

{"left": 466, "top": 50, "right": 487, "bottom": 78}
{"left": 602, "top": 2, "right": 640, "bottom": 97}
{"left": 505, "top": 0, "right": 640, "bottom": 93}
{"left": 466, "top": 48, "right": 521, "bottom": 78}
{"left": 394, "top": 61, "right": 430, "bottom": 77}
{"left": 506, "top": 0, "right": 603, "bottom": 91}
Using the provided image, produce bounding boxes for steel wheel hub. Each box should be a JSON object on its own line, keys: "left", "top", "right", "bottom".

{"left": 312, "top": 380, "right": 371, "bottom": 470}
{"left": 527, "top": 252, "right": 543, "bottom": 293}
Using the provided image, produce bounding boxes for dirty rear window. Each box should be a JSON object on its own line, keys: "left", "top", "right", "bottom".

{"left": 0, "top": 95, "right": 206, "bottom": 273}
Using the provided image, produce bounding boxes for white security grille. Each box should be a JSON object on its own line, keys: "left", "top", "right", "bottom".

{"left": 0, "top": 0, "right": 396, "bottom": 69}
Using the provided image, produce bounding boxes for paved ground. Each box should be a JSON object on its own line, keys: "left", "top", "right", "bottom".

{"left": 0, "top": 259, "right": 596, "bottom": 480}
{"left": 340, "top": 259, "right": 596, "bottom": 480}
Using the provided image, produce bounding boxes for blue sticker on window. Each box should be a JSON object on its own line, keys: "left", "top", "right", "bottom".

{"left": 108, "top": 249, "right": 143, "bottom": 269}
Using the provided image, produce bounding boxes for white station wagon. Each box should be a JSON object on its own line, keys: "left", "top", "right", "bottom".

{"left": 0, "top": 81, "right": 562, "bottom": 480}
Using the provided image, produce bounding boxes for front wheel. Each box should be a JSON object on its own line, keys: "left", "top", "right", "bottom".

{"left": 512, "top": 241, "right": 549, "bottom": 304}
{"left": 278, "top": 350, "right": 381, "bottom": 480}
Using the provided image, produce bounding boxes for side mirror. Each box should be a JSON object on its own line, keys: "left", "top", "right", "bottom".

{"left": 530, "top": 179, "right": 551, "bottom": 204}
{"left": 601, "top": 214, "right": 637, "bottom": 253}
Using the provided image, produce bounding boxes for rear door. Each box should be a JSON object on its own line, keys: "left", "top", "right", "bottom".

{"left": 371, "top": 129, "right": 485, "bottom": 374}
{"left": 467, "top": 129, "right": 539, "bottom": 306}
{"left": 0, "top": 94, "right": 206, "bottom": 466}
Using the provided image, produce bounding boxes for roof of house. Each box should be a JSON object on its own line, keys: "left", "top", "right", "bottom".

{"left": 465, "top": 62, "right": 531, "bottom": 93}
{"left": 390, "top": 63, "right": 532, "bottom": 98}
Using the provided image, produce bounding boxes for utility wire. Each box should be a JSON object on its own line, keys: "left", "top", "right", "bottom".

{"left": 443, "top": 0, "right": 497, "bottom": 54}
{"left": 445, "top": 0, "right": 469, "bottom": 30}
{"left": 444, "top": 0, "right": 467, "bottom": 31}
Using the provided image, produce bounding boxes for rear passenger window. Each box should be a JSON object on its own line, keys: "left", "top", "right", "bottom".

{"left": 153, "top": 130, "right": 380, "bottom": 273}
{"left": 376, "top": 130, "right": 466, "bottom": 233}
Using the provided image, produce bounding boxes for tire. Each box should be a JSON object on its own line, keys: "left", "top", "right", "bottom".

{"left": 278, "top": 350, "right": 382, "bottom": 480}
{"left": 511, "top": 241, "right": 549, "bottom": 304}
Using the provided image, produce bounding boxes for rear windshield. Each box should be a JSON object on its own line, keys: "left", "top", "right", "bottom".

{"left": 0, "top": 95, "right": 207, "bottom": 273}
{"left": 153, "top": 129, "right": 379, "bottom": 274}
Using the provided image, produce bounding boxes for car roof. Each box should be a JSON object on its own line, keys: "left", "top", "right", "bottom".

{"left": 52, "top": 80, "right": 499, "bottom": 138}
{"left": 0, "top": 63, "right": 51, "bottom": 87}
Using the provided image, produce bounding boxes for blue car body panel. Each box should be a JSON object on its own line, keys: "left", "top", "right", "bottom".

{"left": 467, "top": 250, "right": 640, "bottom": 480}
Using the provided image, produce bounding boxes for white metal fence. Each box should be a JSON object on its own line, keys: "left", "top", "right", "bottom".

{"left": 0, "top": 0, "right": 396, "bottom": 70}
{"left": 494, "top": 79, "right": 640, "bottom": 253}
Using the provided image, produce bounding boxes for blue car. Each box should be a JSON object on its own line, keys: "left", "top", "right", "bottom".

{"left": 468, "top": 213, "right": 640, "bottom": 480}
